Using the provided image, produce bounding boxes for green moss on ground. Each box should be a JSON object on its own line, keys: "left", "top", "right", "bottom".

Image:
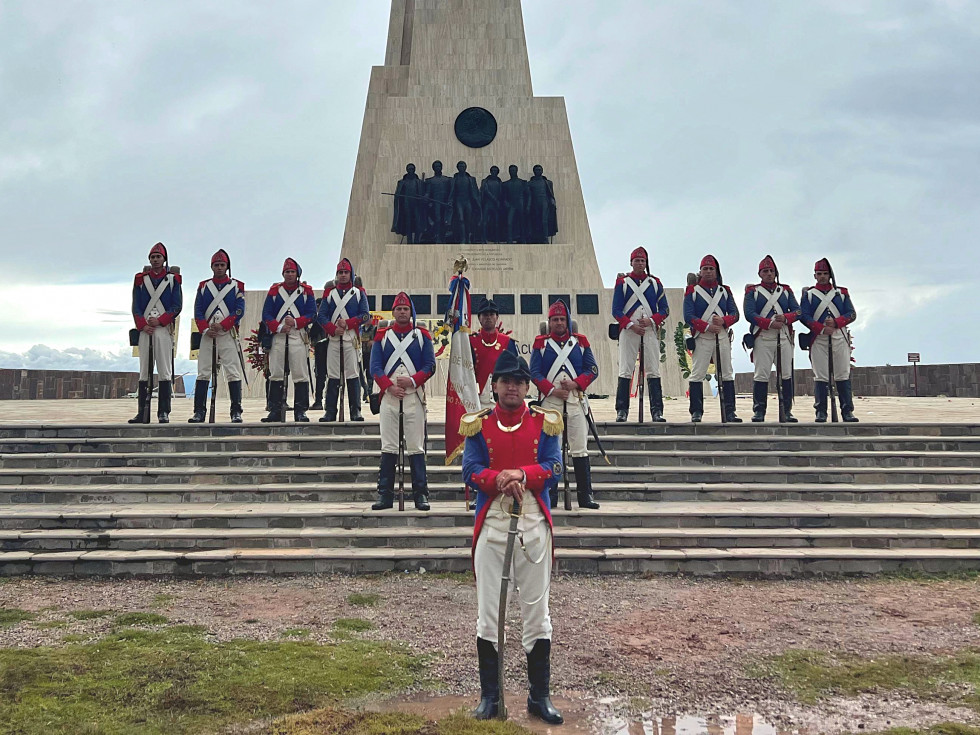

{"left": 334, "top": 618, "right": 374, "bottom": 633}
{"left": 346, "top": 593, "right": 381, "bottom": 607}
{"left": 266, "top": 708, "right": 533, "bottom": 735}
{"left": 0, "top": 625, "right": 428, "bottom": 735}
{"left": 113, "top": 612, "right": 169, "bottom": 626}
{"left": 69, "top": 609, "right": 113, "bottom": 621}
{"left": 0, "top": 608, "right": 35, "bottom": 626}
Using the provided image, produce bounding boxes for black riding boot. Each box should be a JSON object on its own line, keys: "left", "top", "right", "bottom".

{"left": 261, "top": 381, "right": 284, "bottom": 422}
{"left": 312, "top": 369, "right": 326, "bottom": 411}
{"left": 550, "top": 482, "right": 558, "bottom": 509}
{"left": 228, "top": 380, "right": 243, "bottom": 423}
{"left": 372, "top": 453, "right": 397, "bottom": 510}
{"left": 129, "top": 381, "right": 149, "bottom": 424}
{"left": 723, "top": 380, "right": 743, "bottom": 423}
{"left": 837, "top": 380, "right": 859, "bottom": 422}
{"left": 319, "top": 379, "right": 340, "bottom": 422}
{"left": 157, "top": 381, "right": 172, "bottom": 423}
{"left": 187, "top": 380, "right": 208, "bottom": 423}
{"left": 293, "top": 382, "right": 310, "bottom": 422}
{"left": 689, "top": 381, "right": 704, "bottom": 423}
{"left": 347, "top": 378, "right": 363, "bottom": 421}
{"left": 573, "top": 456, "right": 599, "bottom": 509}
{"left": 410, "top": 454, "right": 430, "bottom": 511}
{"left": 526, "top": 639, "right": 563, "bottom": 725}
{"left": 751, "top": 380, "right": 768, "bottom": 422}
{"left": 813, "top": 381, "right": 828, "bottom": 422}
{"left": 649, "top": 377, "right": 666, "bottom": 422}
{"left": 473, "top": 638, "right": 500, "bottom": 720}
{"left": 781, "top": 378, "right": 798, "bottom": 423}
{"left": 615, "top": 376, "right": 630, "bottom": 422}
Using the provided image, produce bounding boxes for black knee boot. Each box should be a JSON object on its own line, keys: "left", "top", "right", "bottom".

{"left": 781, "top": 378, "right": 798, "bottom": 423}
{"left": 526, "top": 639, "right": 563, "bottom": 725}
{"left": 648, "top": 377, "right": 666, "bottom": 422}
{"left": 129, "top": 381, "right": 149, "bottom": 424}
{"left": 157, "top": 381, "right": 172, "bottom": 423}
{"left": 410, "top": 454, "right": 430, "bottom": 511}
{"left": 837, "top": 380, "right": 858, "bottom": 422}
{"left": 372, "top": 453, "right": 397, "bottom": 510}
{"left": 347, "top": 379, "right": 363, "bottom": 421}
{"left": 689, "top": 381, "right": 704, "bottom": 423}
{"left": 751, "top": 380, "right": 768, "bottom": 422}
{"left": 187, "top": 380, "right": 208, "bottom": 423}
{"left": 319, "top": 379, "right": 340, "bottom": 422}
{"left": 573, "top": 456, "right": 599, "bottom": 509}
{"left": 615, "top": 377, "right": 630, "bottom": 422}
{"left": 723, "top": 380, "right": 742, "bottom": 423}
{"left": 814, "top": 382, "right": 828, "bottom": 422}
{"left": 228, "top": 380, "right": 243, "bottom": 423}
{"left": 473, "top": 638, "right": 500, "bottom": 720}
{"left": 293, "top": 382, "right": 310, "bottom": 422}
{"left": 261, "top": 381, "right": 284, "bottom": 422}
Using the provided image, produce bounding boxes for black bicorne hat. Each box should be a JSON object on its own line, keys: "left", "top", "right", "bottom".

{"left": 492, "top": 350, "right": 532, "bottom": 382}
{"left": 475, "top": 297, "right": 499, "bottom": 315}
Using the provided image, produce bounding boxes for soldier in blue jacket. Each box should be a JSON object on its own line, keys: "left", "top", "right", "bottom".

{"left": 683, "top": 255, "right": 741, "bottom": 423}
{"left": 611, "top": 246, "right": 669, "bottom": 422}
{"left": 369, "top": 292, "right": 436, "bottom": 510}
{"left": 261, "top": 257, "right": 317, "bottom": 422}
{"left": 801, "top": 258, "right": 858, "bottom": 422}
{"left": 743, "top": 255, "right": 801, "bottom": 422}
{"left": 129, "top": 242, "right": 182, "bottom": 423}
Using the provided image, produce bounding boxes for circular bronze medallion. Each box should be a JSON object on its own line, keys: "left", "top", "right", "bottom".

{"left": 454, "top": 107, "right": 497, "bottom": 148}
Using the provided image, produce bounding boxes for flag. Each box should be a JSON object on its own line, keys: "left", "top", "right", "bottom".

{"left": 444, "top": 273, "right": 481, "bottom": 464}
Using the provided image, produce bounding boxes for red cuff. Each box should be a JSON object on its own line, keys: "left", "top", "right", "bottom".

{"left": 756, "top": 317, "right": 771, "bottom": 330}
{"left": 472, "top": 468, "right": 502, "bottom": 495}
{"left": 807, "top": 321, "right": 823, "bottom": 333}
{"left": 295, "top": 317, "right": 310, "bottom": 329}
{"left": 616, "top": 315, "right": 631, "bottom": 330}
{"left": 519, "top": 463, "right": 553, "bottom": 492}
{"left": 533, "top": 379, "right": 554, "bottom": 395}
{"left": 196, "top": 319, "right": 209, "bottom": 333}
{"left": 835, "top": 316, "right": 848, "bottom": 329}
{"left": 266, "top": 320, "right": 280, "bottom": 333}
{"left": 574, "top": 374, "right": 592, "bottom": 392}
{"left": 135, "top": 316, "right": 147, "bottom": 330}
{"left": 220, "top": 316, "right": 236, "bottom": 331}
{"left": 346, "top": 317, "right": 361, "bottom": 331}
{"left": 411, "top": 371, "right": 430, "bottom": 387}
{"left": 652, "top": 314, "right": 665, "bottom": 326}
{"left": 691, "top": 319, "right": 707, "bottom": 334}
{"left": 723, "top": 315, "right": 737, "bottom": 328}
{"left": 785, "top": 313, "right": 797, "bottom": 325}
{"left": 325, "top": 323, "right": 337, "bottom": 337}
{"left": 375, "top": 375, "right": 393, "bottom": 392}
{"left": 157, "top": 313, "right": 173, "bottom": 327}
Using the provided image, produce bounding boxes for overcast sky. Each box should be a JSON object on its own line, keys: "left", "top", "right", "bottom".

{"left": 1, "top": 0, "right": 978, "bottom": 375}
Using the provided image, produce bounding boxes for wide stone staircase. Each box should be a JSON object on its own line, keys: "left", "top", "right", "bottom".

{"left": 2, "top": 421, "right": 980, "bottom": 576}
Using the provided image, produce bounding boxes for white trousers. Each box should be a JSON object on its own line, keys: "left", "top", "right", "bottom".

{"left": 618, "top": 326, "right": 662, "bottom": 379}
{"left": 689, "top": 332, "right": 733, "bottom": 382}
{"left": 753, "top": 328, "right": 793, "bottom": 381}
{"left": 541, "top": 392, "right": 588, "bottom": 457}
{"left": 269, "top": 331, "right": 311, "bottom": 383}
{"left": 196, "top": 331, "right": 243, "bottom": 381}
{"left": 809, "top": 331, "right": 851, "bottom": 381}
{"left": 475, "top": 490, "right": 553, "bottom": 653}
{"left": 326, "top": 333, "right": 360, "bottom": 380}
{"left": 379, "top": 366, "right": 426, "bottom": 455}
{"left": 138, "top": 327, "right": 174, "bottom": 381}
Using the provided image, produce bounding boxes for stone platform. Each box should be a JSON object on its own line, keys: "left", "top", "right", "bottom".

{"left": 1, "top": 410, "right": 980, "bottom": 576}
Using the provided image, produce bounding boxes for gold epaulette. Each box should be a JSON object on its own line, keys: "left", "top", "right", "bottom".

{"left": 529, "top": 405, "right": 563, "bottom": 436}
{"left": 459, "top": 408, "right": 493, "bottom": 438}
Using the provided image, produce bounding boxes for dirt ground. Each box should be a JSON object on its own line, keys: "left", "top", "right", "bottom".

{"left": 2, "top": 574, "right": 980, "bottom": 733}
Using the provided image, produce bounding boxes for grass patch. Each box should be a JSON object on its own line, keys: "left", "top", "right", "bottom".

{"left": 69, "top": 609, "right": 113, "bottom": 621}
{"left": 61, "top": 634, "right": 88, "bottom": 643}
{"left": 0, "top": 625, "right": 428, "bottom": 734}
{"left": 151, "top": 593, "right": 176, "bottom": 608}
{"left": 346, "top": 593, "right": 380, "bottom": 607}
{"left": 0, "top": 607, "right": 35, "bottom": 626}
{"left": 973, "top": 612, "right": 980, "bottom": 627}
{"left": 334, "top": 618, "right": 374, "bottom": 633}
{"left": 114, "top": 612, "right": 169, "bottom": 626}
{"left": 283, "top": 628, "right": 311, "bottom": 639}
{"left": 34, "top": 621, "right": 68, "bottom": 630}
{"left": 754, "top": 648, "right": 980, "bottom": 709}
{"left": 266, "top": 708, "right": 533, "bottom": 734}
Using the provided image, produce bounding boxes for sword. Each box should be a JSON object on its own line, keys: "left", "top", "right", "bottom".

{"left": 232, "top": 326, "right": 250, "bottom": 388}
{"left": 561, "top": 400, "right": 571, "bottom": 511}
{"left": 497, "top": 493, "right": 522, "bottom": 721}
{"left": 580, "top": 394, "right": 611, "bottom": 465}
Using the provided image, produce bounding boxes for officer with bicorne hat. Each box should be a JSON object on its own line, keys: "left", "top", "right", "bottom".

{"left": 470, "top": 297, "right": 519, "bottom": 410}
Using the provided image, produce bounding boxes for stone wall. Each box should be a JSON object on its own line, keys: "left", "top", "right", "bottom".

{"left": 735, "top": 363, "right": 980, "bottom": 398}
{"left": 0, "top": 370, "right": 185, "bottom": 400}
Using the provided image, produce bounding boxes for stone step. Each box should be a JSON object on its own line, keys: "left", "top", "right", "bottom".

{"left": 3, "top": 545, "right": 980, "bottom": 576}
{"left": 3, "top": 464, "right": 978, "bottom": 486}
{"left": 4, "top": 525, "right": 980, "bottom": 553}
{"left": 5, "top": 448, "right": 980, "bottom": 470}
{"left": 4, "top": 501, "right": 980, "bottom": 531}
{"left": 4, "top": 482, "right": 980, "bottom": 505}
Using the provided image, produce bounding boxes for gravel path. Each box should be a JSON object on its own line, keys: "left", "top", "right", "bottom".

{"left": 2, "top": 574, "right": 980, "bottom": 733}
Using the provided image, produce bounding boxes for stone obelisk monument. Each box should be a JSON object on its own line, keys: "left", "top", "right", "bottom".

{"left": 340, "top": 0, "right": 683, "bottom": 396}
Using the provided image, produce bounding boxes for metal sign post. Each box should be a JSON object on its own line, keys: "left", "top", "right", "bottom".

{"left": 908, "top": 353, "right": 920, "bottom": 397}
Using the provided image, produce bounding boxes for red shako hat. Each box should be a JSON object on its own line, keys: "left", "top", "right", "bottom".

{"left": 548, "top": 299, "right": 569, "bottom": 319}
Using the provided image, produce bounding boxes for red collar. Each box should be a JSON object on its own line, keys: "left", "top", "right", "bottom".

{"left": 814, "top": 283, "right": 833, "bottom": 292}
{"left": 494, "top": 404, "right": 527, "bottom": 427}
{"left": 549, "top": 331, "right": 569, "bottom": 341}
{"left": 480, "top": 328, "right": 498, "bottom": 339}
{"left": 281, "top": 281, "right": 299, "bottom": 291}
{"left": 391, "top": 321, "right": 415, "bottom": 334}
{"left": 148, "top": 268, "right": 167, "bottom": 278}
{"left": 629, "top": 271, "right": 646, "bottom": 280}
{"left": 212, "top": 276, "right": 231, "bottom": 285}
{"left": 698, "top": 278, "right": 718, "bottom": 289}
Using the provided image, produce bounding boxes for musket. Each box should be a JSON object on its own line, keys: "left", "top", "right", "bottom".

{"left": 398, "top": 398, "right": 406, "bottom": 512}
{"left": 208, "top": 330, "right": 218, "bottom": 424}
{"left": 562, "top": 400, "right": 571, "bottom": 511}
{"left": 144, "top": 330, "right": 155, "bottom": 424}
{"left": 638, "top": 330, "right": 645, "bottom": 424}
{"left": 581, "top": 394, "right": 611, "bottom": 465}
{"left": 280, "top": 330, "right": 291, "bottom": 423}
{"left": 338, "top": 327, "right": 347, "bottom": 422}
{"left": 497, "top": 492, "right": 521, "bottom": 721}
{"left": 776, "top": 329, "right": 786, "bottom": 423}
{"left": 828, "top": 326, "right": 839, "bottom": 423}
{"left": 715, "top": 329, "right": 727, "bottom": 424}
